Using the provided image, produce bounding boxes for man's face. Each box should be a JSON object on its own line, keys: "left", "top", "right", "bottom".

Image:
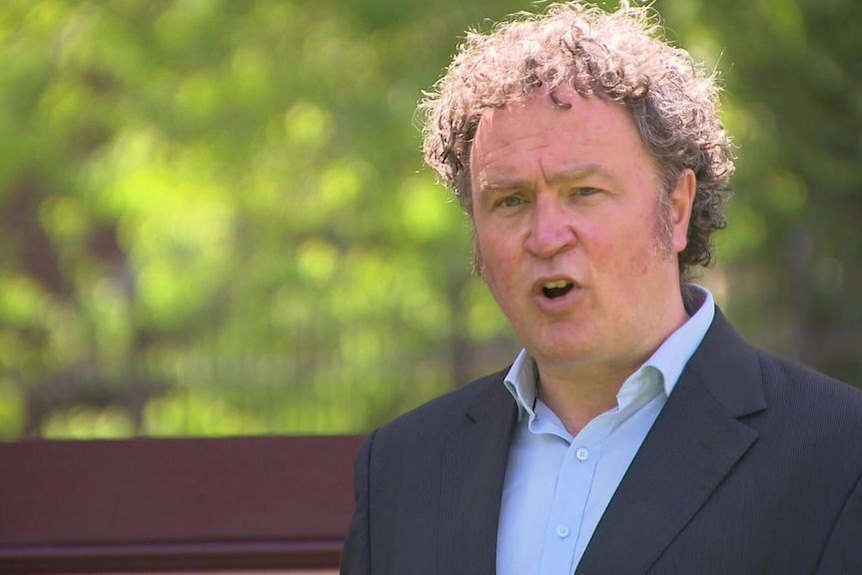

{"left": 469, "top": 87, "right": 694, "bottom": 380}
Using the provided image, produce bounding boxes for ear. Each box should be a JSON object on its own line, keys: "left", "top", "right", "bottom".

{"left": 670, "top": 168, "right": 696, "bottom": 254}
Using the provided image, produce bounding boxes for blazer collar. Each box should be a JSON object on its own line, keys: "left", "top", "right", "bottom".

{"left": 576, "top": 308, "right": 767, "bottom": 574}
{"left": 438, "top": 371, "right": 517, "bottom": 575}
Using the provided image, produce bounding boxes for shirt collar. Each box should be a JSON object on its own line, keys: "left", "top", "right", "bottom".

{"left": 503, "top": 284, "right": 715, "bottom": 421}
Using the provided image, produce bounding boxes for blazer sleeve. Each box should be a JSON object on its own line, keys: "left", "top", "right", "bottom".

{"left": 340, "top": 431, "right": 375, "bottom": 575}
{"left": 815, "top": 470, "right": 862, "bottom": 573}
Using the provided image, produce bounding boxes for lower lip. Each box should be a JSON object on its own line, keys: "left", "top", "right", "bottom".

{"left": 534, "top": 286, "right": 581, "bottom": 313}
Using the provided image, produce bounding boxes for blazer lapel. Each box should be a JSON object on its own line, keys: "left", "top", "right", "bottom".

{"left": 438, "top": 375, "right": 518, "bottom": 575}
{"left": 576, "top": 310, "right": 768, "bottom": 574}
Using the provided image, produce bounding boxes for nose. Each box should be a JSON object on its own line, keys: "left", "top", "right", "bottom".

{"left": 524, "top": 195, "right": 576, "bottom": 259}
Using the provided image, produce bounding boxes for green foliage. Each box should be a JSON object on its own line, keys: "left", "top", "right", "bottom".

{"left": 0, "top": 0, "right": 859, "bottom": 439}
{"left": 661, "top": 0, "right": 862, "bottom": 378}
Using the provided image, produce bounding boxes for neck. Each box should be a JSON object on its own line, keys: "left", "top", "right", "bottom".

{"left": 536, "top": 293, "right": 690, "bottom": 435}
{"left": 536, "top": 361, "right": 638, "bottom": 435}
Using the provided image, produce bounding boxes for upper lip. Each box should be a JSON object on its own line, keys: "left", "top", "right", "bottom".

{"left": 532, "top": 275, "right": 579, "bottom": 296}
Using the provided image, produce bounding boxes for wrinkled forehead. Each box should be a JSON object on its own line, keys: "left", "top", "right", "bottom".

{"left": 469, "top": 87, "right": 664, "bottom": 193}
{"left": 470, "top": 86, "right": 630, "bottom": 152}
{"left": 470, "top": 82, "right": 623, "bottom": 141}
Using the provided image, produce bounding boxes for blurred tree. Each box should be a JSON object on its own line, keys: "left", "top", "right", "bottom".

{"left": 0, "top": 0, "right": 858, "bottom": 439}
{"left": 0, "top": 0, "right": 527, "bottom": 438}
{"left": 658, "top": 0, "right": 862, "bottom": 381}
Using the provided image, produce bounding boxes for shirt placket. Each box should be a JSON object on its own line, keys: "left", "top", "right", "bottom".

{"left": 538, "top": 412, "right": 616, "bottom": 575}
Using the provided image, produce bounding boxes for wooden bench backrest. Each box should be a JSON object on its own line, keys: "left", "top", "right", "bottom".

{"left": 0, "top": 435, "right": 363, "bottom": 573}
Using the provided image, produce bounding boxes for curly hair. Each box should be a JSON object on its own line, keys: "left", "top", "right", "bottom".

{"left": 420, "top": 1, "right": 734, "bottom": 276}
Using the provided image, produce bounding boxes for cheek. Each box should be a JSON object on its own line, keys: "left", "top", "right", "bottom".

{"left": 474, "top": 221, "right": 508, "bottom": 266}
{"left": 472, "top": 235, "right": 484, "bottom": 276}
{"left": 627, "top": 243, "right": 656, "bottom": 277}
{"left": 475, "top": 233, "right": 519, "bottom": 298}
{"left": 588, "top": 221, "right": 654, "bottom": 278}
{"left": 580, "top": 222, "right": 622, "bottom": 269}
{"left": 480, "top": 245, "right": 514, "bottom": 287}
{"left": 473, "top": 229, "right": 498, "bottom": 277}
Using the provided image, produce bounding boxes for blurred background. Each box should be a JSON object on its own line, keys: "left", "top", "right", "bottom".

{"left": 0, "top": 0, "right": 859, "bottom": 440}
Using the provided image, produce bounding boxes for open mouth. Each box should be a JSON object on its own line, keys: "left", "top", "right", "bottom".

{"left": 541, "top": 280, "right": 574, "bottom": 299}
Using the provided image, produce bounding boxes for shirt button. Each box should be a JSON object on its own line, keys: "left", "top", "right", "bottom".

{"left": 556, "top": 524, "right": 570, "bottom": 538}
{"left": 575, "top": 447, "right": 589, "bottom": 461}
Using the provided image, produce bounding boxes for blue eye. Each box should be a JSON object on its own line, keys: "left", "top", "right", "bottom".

{"left": 574, "top": 187, "right": 599, "bottom": 197}
{"left": 499, "top": 196, "right": 524, "bottom": 208}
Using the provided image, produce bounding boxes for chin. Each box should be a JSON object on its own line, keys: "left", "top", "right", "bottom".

{"left": 529, "top": 336, "right": 592, "bottom": 364}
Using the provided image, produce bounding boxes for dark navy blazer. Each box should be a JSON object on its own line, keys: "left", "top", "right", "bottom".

{"left": 341, "top": 310, "right": 862, "bottom": 574}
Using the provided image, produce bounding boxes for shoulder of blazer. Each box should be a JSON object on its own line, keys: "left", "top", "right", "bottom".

{"left": 694, "top": 307, "right": 862, "bottom": 456}
{"left": 370, "top": 367, "right": 516, "bottom": 447}
{"left": 362, "top": 368, "right": 515, "bottom": 460}
{"left": 689, "top": 306, "right": 862, "bottom": 421}
{"left": 756, "top": 345, "right": 862, "bottom": 408}
{"left": 754, "top": 346, "right": 862, "bottom": 449}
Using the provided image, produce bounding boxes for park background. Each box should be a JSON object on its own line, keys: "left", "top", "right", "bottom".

{"left": 0, "top": 0, "right": 860, "bottom": 440}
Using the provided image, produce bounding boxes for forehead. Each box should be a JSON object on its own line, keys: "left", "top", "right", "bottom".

{"left": 469, "top": 88, "right": 653, "bottom": 185}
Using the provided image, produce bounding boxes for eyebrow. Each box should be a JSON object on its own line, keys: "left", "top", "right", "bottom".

{"left": 479, "top": 163, "right": 617, "bottom": 193}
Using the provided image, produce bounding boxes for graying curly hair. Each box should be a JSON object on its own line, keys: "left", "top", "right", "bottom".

{"left": 420, "top": 1, "right": 734, "bottom": 276}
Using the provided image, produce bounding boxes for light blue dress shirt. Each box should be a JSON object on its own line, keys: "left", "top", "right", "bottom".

{"left": 496, "top": 286, "right": 715, "bottom": 575}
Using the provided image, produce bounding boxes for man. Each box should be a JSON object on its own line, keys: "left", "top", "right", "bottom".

{"left": 341, "top": 2, "right": 862, "bottom": 574}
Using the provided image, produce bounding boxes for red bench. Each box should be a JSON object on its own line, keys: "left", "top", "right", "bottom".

{"left": 0, "top": 435, "right": 363, "bottom": 573}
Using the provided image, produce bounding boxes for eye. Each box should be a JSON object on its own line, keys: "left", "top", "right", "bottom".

{"left": 572, "top": 187, "right": 600, "bottom": 197}
{"left": 498, "top": 195, "right": 525, "bottom": 208}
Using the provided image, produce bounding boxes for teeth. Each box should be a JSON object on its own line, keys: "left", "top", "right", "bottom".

{"left": 543, "top": 280, "right": 570, "bottom": 289}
